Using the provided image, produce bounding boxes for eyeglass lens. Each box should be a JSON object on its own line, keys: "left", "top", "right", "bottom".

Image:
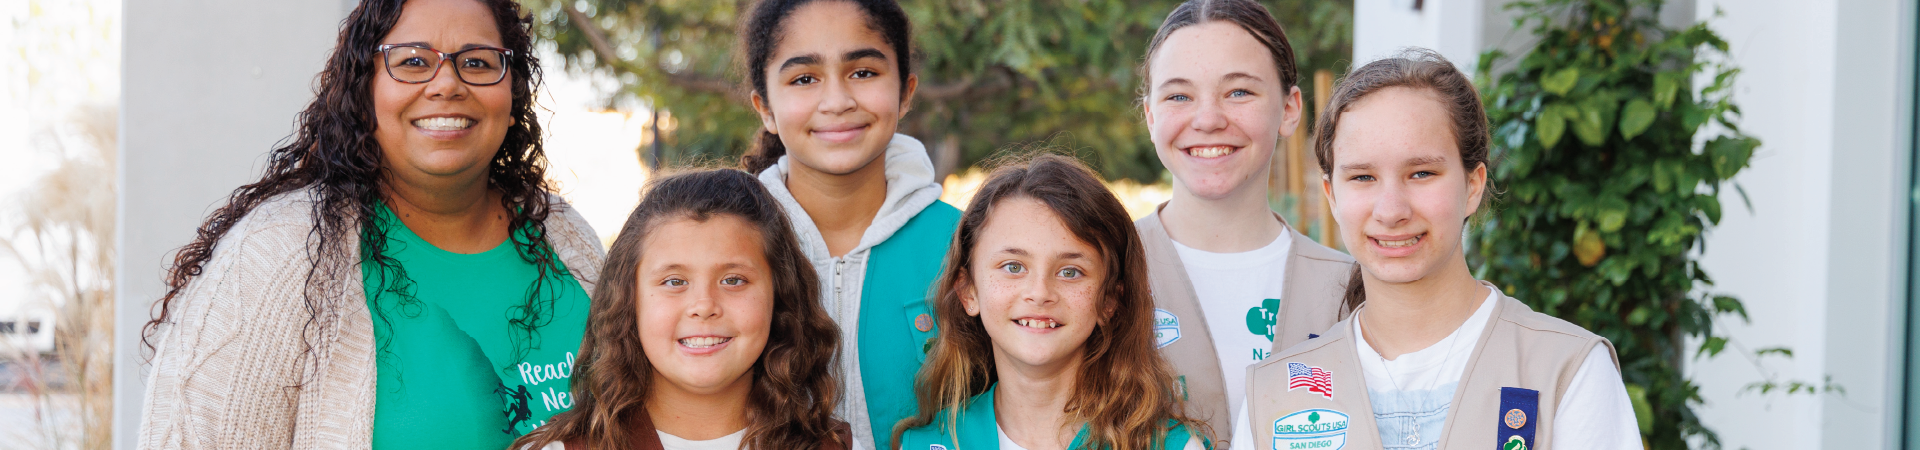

{"left": 383, "top": 47, "right": 508, "bottom": 85}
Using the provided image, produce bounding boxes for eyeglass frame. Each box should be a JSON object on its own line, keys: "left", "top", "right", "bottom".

{"left": 373, "top": 43, "right": 516, "bottom": 86}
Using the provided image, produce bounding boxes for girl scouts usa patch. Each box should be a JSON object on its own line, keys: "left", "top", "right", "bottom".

{"left": 1272, "top": 409, "right": 1348, "bottom": 450}
{"left": 1154, "top": 309, "right": 1181, "bottom": 348}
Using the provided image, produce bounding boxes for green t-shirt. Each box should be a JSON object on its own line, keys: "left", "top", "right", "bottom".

{"left": 362, "top": 205, "right": 590, "bottom": 449}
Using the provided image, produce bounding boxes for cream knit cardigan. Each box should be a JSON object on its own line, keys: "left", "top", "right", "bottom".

{"left": 138, "top": 189, "right": 606, "bottom": 449}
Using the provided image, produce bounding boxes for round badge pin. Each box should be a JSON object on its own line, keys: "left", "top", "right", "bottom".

{"left": 1504, "top": 408, "right": 1527, "bottom": 429}
{"left": 914, "top": 313, "right": 934, "bottom": 332}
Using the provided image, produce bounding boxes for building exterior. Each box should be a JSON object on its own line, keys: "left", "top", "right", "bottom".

{"left": 1355, "top": 0, "right": 1916, "bottom": 448}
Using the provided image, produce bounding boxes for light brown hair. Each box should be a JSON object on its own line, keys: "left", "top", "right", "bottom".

{"left": 891, "top": 153, "right": 1204, "bottom": 450}
{"left": 1139, "top": 0, "right": 1300, "bottom": 97}
{"left": 513, "top": 168, "right": 843, "bottom": 450}
{"left": 1314, "top": 48, "right": 1493, "bottom": 311}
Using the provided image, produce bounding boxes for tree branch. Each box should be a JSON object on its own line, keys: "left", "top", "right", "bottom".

{"left": 562, "top": 4, "right": 735, "bottom": 96}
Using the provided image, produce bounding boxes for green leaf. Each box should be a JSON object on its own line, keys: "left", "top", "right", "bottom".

{"left": 1542, "top": 67, "right": 1580, "bottom": 95}
{"left": 1571, "top": 95, "right": 1618, "bottom": 147}
{"left": 1626, "top": 384, "right": 1654, "bottom": 434}
{"left": 1698, "top": 336, "right": 1728, "bottom": 358}
{"left": 1653, "top": 72, "right": 1681, "bottom": 109}
{"left": 1537, "top": 104, "right": 1567, "bottom": 148}
{"left": 1619, "top": 99, "right": 1656, "bottom": 140}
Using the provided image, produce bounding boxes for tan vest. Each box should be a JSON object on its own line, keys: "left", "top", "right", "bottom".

{"left": 1244, "top": 285, "right": 1618, "bottom": 450}
{"left": 1136, "top": 205, "right": 1355, "bottom": 448}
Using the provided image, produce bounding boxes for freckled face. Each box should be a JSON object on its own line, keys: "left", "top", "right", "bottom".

{"left": 1145, "top": 21, "right": 1302, "bottom": 201}
{"left": 636, "top": 215, "right": 774, "bottom": 396}
{"left": 958, "top": 197, "right": 1109, "bottom": 374}
{"left": 750, "top": 0, "right": 917, "bottom": 177}
{"left": 372, "top": 0, "right": 516, "bottom": 185}
{"left": 1323, "top": 87, "right": 1485, "bottom": 285}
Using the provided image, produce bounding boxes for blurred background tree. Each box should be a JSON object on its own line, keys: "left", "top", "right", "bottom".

{"left": 1469, "top": 0, "right": 1822, "bottom": 448}
{"left": 523, "top": 0, "right": 1351, "bottom": 183}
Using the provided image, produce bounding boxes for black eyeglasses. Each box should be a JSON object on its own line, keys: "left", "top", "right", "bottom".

{"left": 375, "top": 44, "right": 514, "bottom": 86}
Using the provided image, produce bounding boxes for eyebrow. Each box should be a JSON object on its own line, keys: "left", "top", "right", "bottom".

{"left": 845, "top": 48, "right": 888, "bottom": 63}
{"left": 1339, "top": 155, "right": 1452, "bottom": 172}
{"left": 387, "top": 42, "right": 497, "bottom": 51}
{"left": 1156, "top": 77, "right": 1193, "bottom": 91}
{"left": 647, "top": 262, "right": 755, "bottom": 273}
{"left": 1220, "top": 72, "right": 1265, "bottom": 84}
{"left": 994, "top": 247, "right": 1091, "bottom": 261}
{"left": 778, "top": 54, "right": 821, "bottom": 72}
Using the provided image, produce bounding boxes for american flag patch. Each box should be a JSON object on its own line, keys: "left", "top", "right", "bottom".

{"left": 1286, "top": 362, "right": 1334, "bottom": 400}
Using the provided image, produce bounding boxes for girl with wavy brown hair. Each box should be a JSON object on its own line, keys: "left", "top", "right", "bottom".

{"left": 892, "top": 154, "right": 1206, "bottom": 450}
{"left": 513, "top": 168, "right": 851, "bottom": 450}
{"left": 138, "top": 0, "right": 604, "bottom": 448}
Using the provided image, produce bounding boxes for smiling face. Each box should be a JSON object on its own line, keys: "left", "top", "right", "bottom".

{"left": 635, "top": 215, "right": 775, "bottom": 397}
{"left": 958, "top": 197, "right": 1109, "bottom": 375}
{"left": 371, "top": 0, "right": 514, "bottom": 186}
{"left": 749, "top": 0, "right": 916, "bottom": 178}
{"left": 1323, "top": 87, "right": 1486, "bottom": 285}
{"left": 1145, "top": 21, "right": 1302, "bottom": 201}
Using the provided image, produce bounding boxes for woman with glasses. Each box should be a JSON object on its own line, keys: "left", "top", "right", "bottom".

{"left": 138, "top": 0, "right": 604, "bottom": 448}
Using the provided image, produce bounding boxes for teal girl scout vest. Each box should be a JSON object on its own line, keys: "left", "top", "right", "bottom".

{"left": 860, "top": 201, "right": 961, "bottom": 450}
{"left": 897, "top": 384, "right": 1199, "bottom": 450}
{"left": 1244, "top": 286, "right": 1616, "bottom": 450}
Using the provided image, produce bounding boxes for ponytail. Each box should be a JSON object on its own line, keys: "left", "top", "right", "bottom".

{"left": 1341, "top": 265, "right": 1365, "bottom": 312}
{"left": 741, "top": 129, "right": 787, "bottom": 174}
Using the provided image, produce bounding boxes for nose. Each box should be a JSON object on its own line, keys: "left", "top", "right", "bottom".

{"left": 1371, "top": 181, "right": 1412, "bottom": 228}
{"left": 1021, "top": 269, "right": 1057, "bottom": 307}
{"left": 818, "top": 77, "right": 856, "bottom": 115}
{"left": 423, "top": 59, "right": 469, "bottom": 100}
{"left": 686, "top": 283, "right": 722, "bottom": 319}
{"left": 1189, "top": 97, "right": 1228, "bottom": 133}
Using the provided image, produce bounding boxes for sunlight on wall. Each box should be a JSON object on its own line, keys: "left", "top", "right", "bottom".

{"left": 941, "top": 169, "right": 1173, "bottom": 220}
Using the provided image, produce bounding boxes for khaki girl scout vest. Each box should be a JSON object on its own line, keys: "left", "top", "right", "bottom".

{"left": 1135, "top": 205, "right": 1356, "bottom": 447}
{"left": 1243, "top": 284, "right": 1618, "bottom": 450}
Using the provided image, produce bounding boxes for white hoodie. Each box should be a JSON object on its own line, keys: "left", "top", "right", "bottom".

{"left": 756, "top": 133, "right": 945, "bottom": 447}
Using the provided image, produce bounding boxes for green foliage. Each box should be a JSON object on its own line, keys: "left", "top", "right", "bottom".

{"left": 1471, "top": 0, "right": 1760, "bottom": 447}
{"left": 525, "top": 0, "right": 1351, "bottom": 181}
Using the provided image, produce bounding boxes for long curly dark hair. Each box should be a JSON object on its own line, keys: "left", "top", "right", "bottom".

{"left": 513, "top": 168, "right": 843, "bottom": 450}
{"left": 141, "top": 0, "right": 561, "bottom": 373}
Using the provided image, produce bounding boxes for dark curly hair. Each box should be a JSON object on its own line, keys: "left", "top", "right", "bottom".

{"left": 141, "top": 0, "right": 562, "bottom": 373}
{"left": 512, "top": 168, "right": 843, "bottom": 450}
{"left": 737, "top": 0, "right": 914, "bottom": 174}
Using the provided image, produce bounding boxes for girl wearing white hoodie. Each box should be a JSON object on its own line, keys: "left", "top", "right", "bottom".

{"left": 737, "top": 1, "right": 960, "bottom": 450}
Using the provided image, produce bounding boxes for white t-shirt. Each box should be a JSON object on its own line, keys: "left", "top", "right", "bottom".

{"left": 1171, "top": 232, "right": 1291, "bottom": 426}
{"left": 1229, "top": 289, "right": 1639, "bottom": 450}
{"left": 996, "top": 423, "right": 1205, "bottom": 450}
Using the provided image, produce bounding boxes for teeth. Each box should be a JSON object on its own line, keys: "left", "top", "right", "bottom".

{"left": 1378, "top": 235, "right": 1421, "bottom": 248}
{"left": 679, "top": 337, "right": 731, "bottom": 348}
{"left": 1016, "top": 319, "right": 1062, "bottom": 329}
{"left": 1188, "top": 146, "right": 1235, "bottom": 158}
{"left": 412, "top": 117, "right": 474, "bottom": 131}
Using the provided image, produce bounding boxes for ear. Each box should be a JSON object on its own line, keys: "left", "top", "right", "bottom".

{"left": 750, "top": 91, "right": 778, "bottom": 134}
{"left": 1280, "top": 86, "right": 1304, "bottom": 137}
{"left": 1142, "top": 98, "right": 1155, "bottom": 128}
{"left": 1465, "top": 161, "right": 1488, "bottom": 217}
{"left": 957, "top": 269, "right": 981, "bottom": 316}
{"left": 899, "top": 73, "right": 919, "bottom": 116}
{"left": 1320, "top": 173, "right": 1337, "bottom": 211}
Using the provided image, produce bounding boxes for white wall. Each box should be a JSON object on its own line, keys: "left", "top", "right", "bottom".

{"left": 1354, "top": 0, "right": 1486, "bottom": 69}
{"left": 1686, "top": 0, "right": 1911, "bottom": 448}
{"left": 114, "top": 2, "right": 353, "bottom": 449}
